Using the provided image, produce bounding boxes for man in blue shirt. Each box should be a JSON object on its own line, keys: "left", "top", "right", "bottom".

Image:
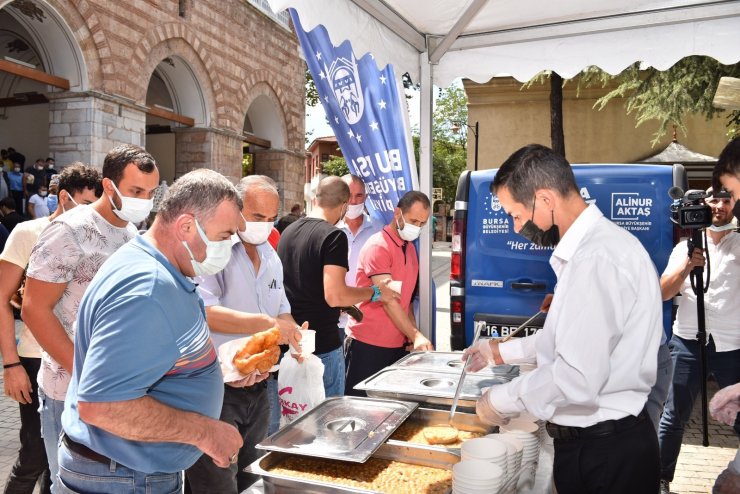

{"left": 60, "top": 169, "right": 244, "bottom": 493}
{"left": 185, "top": 175, "right": 302, "bottom": 493}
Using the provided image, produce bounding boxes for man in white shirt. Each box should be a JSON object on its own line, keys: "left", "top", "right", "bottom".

{"left": 464, "top": 144, "right": 662, "bottom": 494}
{"left": 336, "top": 174, "right": 382, "bottom": 333}
{"left": 22, "top": 145, "right": 159, "bottom": 491}
{"left": 657, "top": 186, "right": 740, "bottom": 494}
{"left": 710, "top": 136, "right": 740, "bottom": 494}
{"left": 0, "top": 164, "right": 101, "bottom": 494}
{"left": 185, "top": 175, "right": 302, "bottom": 494}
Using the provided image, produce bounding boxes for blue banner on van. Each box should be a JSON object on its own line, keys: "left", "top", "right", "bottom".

{"left": 454, "top": 164, "right": 682, "bottom": 347}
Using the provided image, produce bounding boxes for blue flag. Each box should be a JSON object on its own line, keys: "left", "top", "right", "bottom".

{"left": 291, "top": 10, "right": 418, "bottom": 224}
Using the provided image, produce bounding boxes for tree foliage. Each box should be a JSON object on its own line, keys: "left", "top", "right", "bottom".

{"left": 322, "top": 155, "right": 349, "bottom": 177}
{"left": 579, "top": 56, "right": 740, "bottom": 144}
{"left": 410, "top": 86, "right": 469, "bottom": 207}
{"left": 305, "top": 67, "right": 320, "bottom": 107}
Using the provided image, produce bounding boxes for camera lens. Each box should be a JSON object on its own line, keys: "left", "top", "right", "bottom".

{"left": 686, "top": 211, "right": 705, "bottom": 223}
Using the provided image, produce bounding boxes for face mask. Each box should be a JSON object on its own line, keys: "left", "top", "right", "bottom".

{"left": 396, "top": 214, "right": 422, "bottom": 241}
{"left": 334, "top": 204, "right": 348, "bottom": 226}
{"left": 182, "top": 219, "right": 233, "bottom": 277}
{"left": 39, "top": 191, "right": 48, "bottom": 197}
{"left": 61, "top": 194, "right": 79, "bottom": 214}
{"left": 708, "top": 223, "right": 736, "bottom": 232}
{"left": 519, "top": 199, "right": 560, "bottom": 247}
{"left": 13, "top": 167, "right": 20, "bottom": 173}
{"left": 48, "top": 164, "right": 54, "bottom": 169}
{"left": 344, "top": 203, "right": 365, "bottom": 220}
{"left": 46, "top": 194, "right": 58, "bottom": 213}
{"left": 238, "top": 217, "right": 273, "bottom": 245}
{"left": 107, "top": 181, "right": 153, "bottom": 224}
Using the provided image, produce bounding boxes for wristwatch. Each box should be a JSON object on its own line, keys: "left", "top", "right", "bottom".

{"left": 370, "top": 285, "right": 381, "bottom": 302}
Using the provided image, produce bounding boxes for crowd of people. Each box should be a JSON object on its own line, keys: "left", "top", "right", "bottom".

{"left": 0, "top": 143, "right": 434, "bottom": 494}
{"left": 0, "top": 137, "right": 738, "bottom": 494}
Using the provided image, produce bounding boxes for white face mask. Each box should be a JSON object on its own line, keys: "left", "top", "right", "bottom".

{"left": 238, "top": 216, "right": 273, "bottom": 245}
{"left": 39, "top": 191, "right": 48, "bottom": 197}
{"left": 708, "top": 223, "right": 736, "bottom": 232}
{"left": 396, "top": 213, "right": 422, "bottom": 241}
{"left": 61, "top": 194, "right": 79, "bottom": 214}
{"left": 182, "top": 219, "right": 233, "bottom": 276}
{"left": 344, "top": 203, "right": 365, "bottom": 220}
{"left": 108, "top": 181, "right": 153, "bottom": 224}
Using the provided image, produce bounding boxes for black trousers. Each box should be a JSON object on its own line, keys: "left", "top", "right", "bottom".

{"left": 3, "top": 357, "right": 51, "bottom": 494}
{"left": 344, "top": 338, "right": 407, "bottom": 397}
{"left": 553, "top": 413, "right": 659, "bottom": 494}
{"left": 185, "top": 381, "right": 269, "bottom": 494}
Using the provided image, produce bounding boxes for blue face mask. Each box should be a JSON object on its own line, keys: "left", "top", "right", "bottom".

{"left": 46, "top": 194, "right": 58, "bottom": 213}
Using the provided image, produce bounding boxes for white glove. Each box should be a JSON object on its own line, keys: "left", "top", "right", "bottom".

{"left": 475, "top": 387, "right": 515, "bottom": 427}
{"left": 462, "top": 338, "right": 495, "bottom": 373}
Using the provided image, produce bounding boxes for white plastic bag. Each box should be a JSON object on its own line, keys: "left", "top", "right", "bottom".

{"left": 278, "top": 353, "right": 325, "bottom": 426}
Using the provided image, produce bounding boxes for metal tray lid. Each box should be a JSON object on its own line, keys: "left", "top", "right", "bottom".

{"left": 354, "top": 367, "right": 507, "bottom": 401}
{"left": 392, "top": 351, "right": 520, "bottom": 378}
{"left": 256, "top": 396, "right": 418, "bottom": 463}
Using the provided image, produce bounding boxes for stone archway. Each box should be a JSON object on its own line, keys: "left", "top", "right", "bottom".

{"left": 0, "top": 0, "right": 95, "bottom": 166}
{"left": 238, "top": 75, "right": 304, "bottom": 211}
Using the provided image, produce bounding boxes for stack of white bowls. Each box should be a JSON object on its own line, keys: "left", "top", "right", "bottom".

{"left": 499, "top": 418, "right": 540, "bottom": 469}
{"left": 452, "top": 459, "right": 505, "bottom": 494}
{"left": 518, "top": 411, "right": 546, "bottom": 441}
{"left": 488, "top": 433, "right": 523, "bottom": 488}
{"left": 460, "top": 437, "right": 508, "bottom": 478}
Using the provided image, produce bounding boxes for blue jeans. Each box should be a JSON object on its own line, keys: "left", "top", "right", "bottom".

{"left": 57, "top": 442, "right": 181, "bottom": 494}
{"left": 38, "top": 390, "right": 64, "bottom": 494}
{"left": 316, "top": 346, "right": 345, "bottom": 398}
{"left": 658, "top": 335, "right": 740, "bottom": 482}
{"left": 645, "top": 343, "right": 674, "bottom": 434}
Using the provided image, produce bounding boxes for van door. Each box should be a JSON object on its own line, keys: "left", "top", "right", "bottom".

{"left": 451, "top": 164, "right": 683, "bottom": 349}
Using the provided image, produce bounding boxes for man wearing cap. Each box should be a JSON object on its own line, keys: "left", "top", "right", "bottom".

{"left": 657, "top": 186, "right": 740, "bottom": 494}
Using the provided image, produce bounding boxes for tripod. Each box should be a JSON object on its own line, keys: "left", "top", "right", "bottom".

{"left": 687, "top": 228, "right": 710, "bottom": 447}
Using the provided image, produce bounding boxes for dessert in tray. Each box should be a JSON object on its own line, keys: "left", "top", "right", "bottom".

{"left": 268, "top": 455, "right": 452, "bottom": 494}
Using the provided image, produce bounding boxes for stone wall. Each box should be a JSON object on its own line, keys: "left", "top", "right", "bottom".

{"left": 24, "top": 0, "right": 305, "bottom": 190}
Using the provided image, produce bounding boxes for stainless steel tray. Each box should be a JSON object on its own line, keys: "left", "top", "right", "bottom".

{"left": 354, "top": 368, "right": 507, "bottom": 409}
{"left": 388, "top": 407, "right": 494, "bottom": 450}
{"left": 257, "top": 396, "right": 418, "bottom": 463}
{"left": 392, "top": 351, "right": 520, "bottom": 379}
{"left": 246, "top": 442, "right": 458, "bottom": 493}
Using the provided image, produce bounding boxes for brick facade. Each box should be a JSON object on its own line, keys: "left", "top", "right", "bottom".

{"left": 2, "top": 0, "right": 305, "bottom": 210}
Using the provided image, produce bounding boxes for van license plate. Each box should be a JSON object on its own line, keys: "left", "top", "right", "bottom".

{"left": 481, "top": 324, "right": 541, "bottom": 339}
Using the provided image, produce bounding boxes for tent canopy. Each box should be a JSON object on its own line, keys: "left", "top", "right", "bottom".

{"left": 270, "top": 0, "right": 740, "bottom": 86}
{"left": 268, "top": 0, "right": 740, "bottom": 336}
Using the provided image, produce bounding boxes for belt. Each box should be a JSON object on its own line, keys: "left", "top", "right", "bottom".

{"left": 61, "top": 433, "right": 111, "bottom": 464}
{"left": 546, "top": 408, "right": 648, "bottom": 441}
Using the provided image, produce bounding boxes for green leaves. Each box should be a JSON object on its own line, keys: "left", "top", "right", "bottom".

{"left": 581, "top": 57, "right": 740, "bottom": 145}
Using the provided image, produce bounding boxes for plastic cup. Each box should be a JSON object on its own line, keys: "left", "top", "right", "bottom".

{"left": 299, "top": 329, "right": 315, "bottom": 355}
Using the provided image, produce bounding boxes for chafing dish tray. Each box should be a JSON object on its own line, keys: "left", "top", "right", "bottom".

{"left": 388, "top": 407, "right": 493, "bottom": 449}
{"left": 256, "top": 396, "right": 418, "bottom": 463}
{"left": 354, "top": 368, "right": 506, "bottom": 409}
{"left": 246, "top": 441, "right": 457, "bottom": 493}
{"left": 392, "top": 351, "right": 520, "bottom": 379}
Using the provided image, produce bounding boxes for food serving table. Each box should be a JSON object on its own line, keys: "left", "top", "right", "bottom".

{"left": 243, "top": 352, "right": 554, "bottom": 493}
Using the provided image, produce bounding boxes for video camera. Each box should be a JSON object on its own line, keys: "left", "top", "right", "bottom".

{"left": 669, "top": 188, "right": 712, "bottom": 229}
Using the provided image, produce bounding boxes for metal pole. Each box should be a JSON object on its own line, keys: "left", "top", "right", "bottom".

{"left": 474, "top": 121, "right": 479, "bottom": 171}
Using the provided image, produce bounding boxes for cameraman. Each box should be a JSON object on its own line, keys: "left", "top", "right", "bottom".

{"left": 657, "top": 187, "right": 740, "bottom": 494}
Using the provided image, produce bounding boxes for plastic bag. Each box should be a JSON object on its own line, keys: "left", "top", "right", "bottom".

{"left": 278, "top": 353, "right": 325, "bottom": 426}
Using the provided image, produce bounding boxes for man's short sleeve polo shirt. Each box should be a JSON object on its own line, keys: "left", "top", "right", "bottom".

{"left": 347, "top": 226, "right": 418, "bottom": 348}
